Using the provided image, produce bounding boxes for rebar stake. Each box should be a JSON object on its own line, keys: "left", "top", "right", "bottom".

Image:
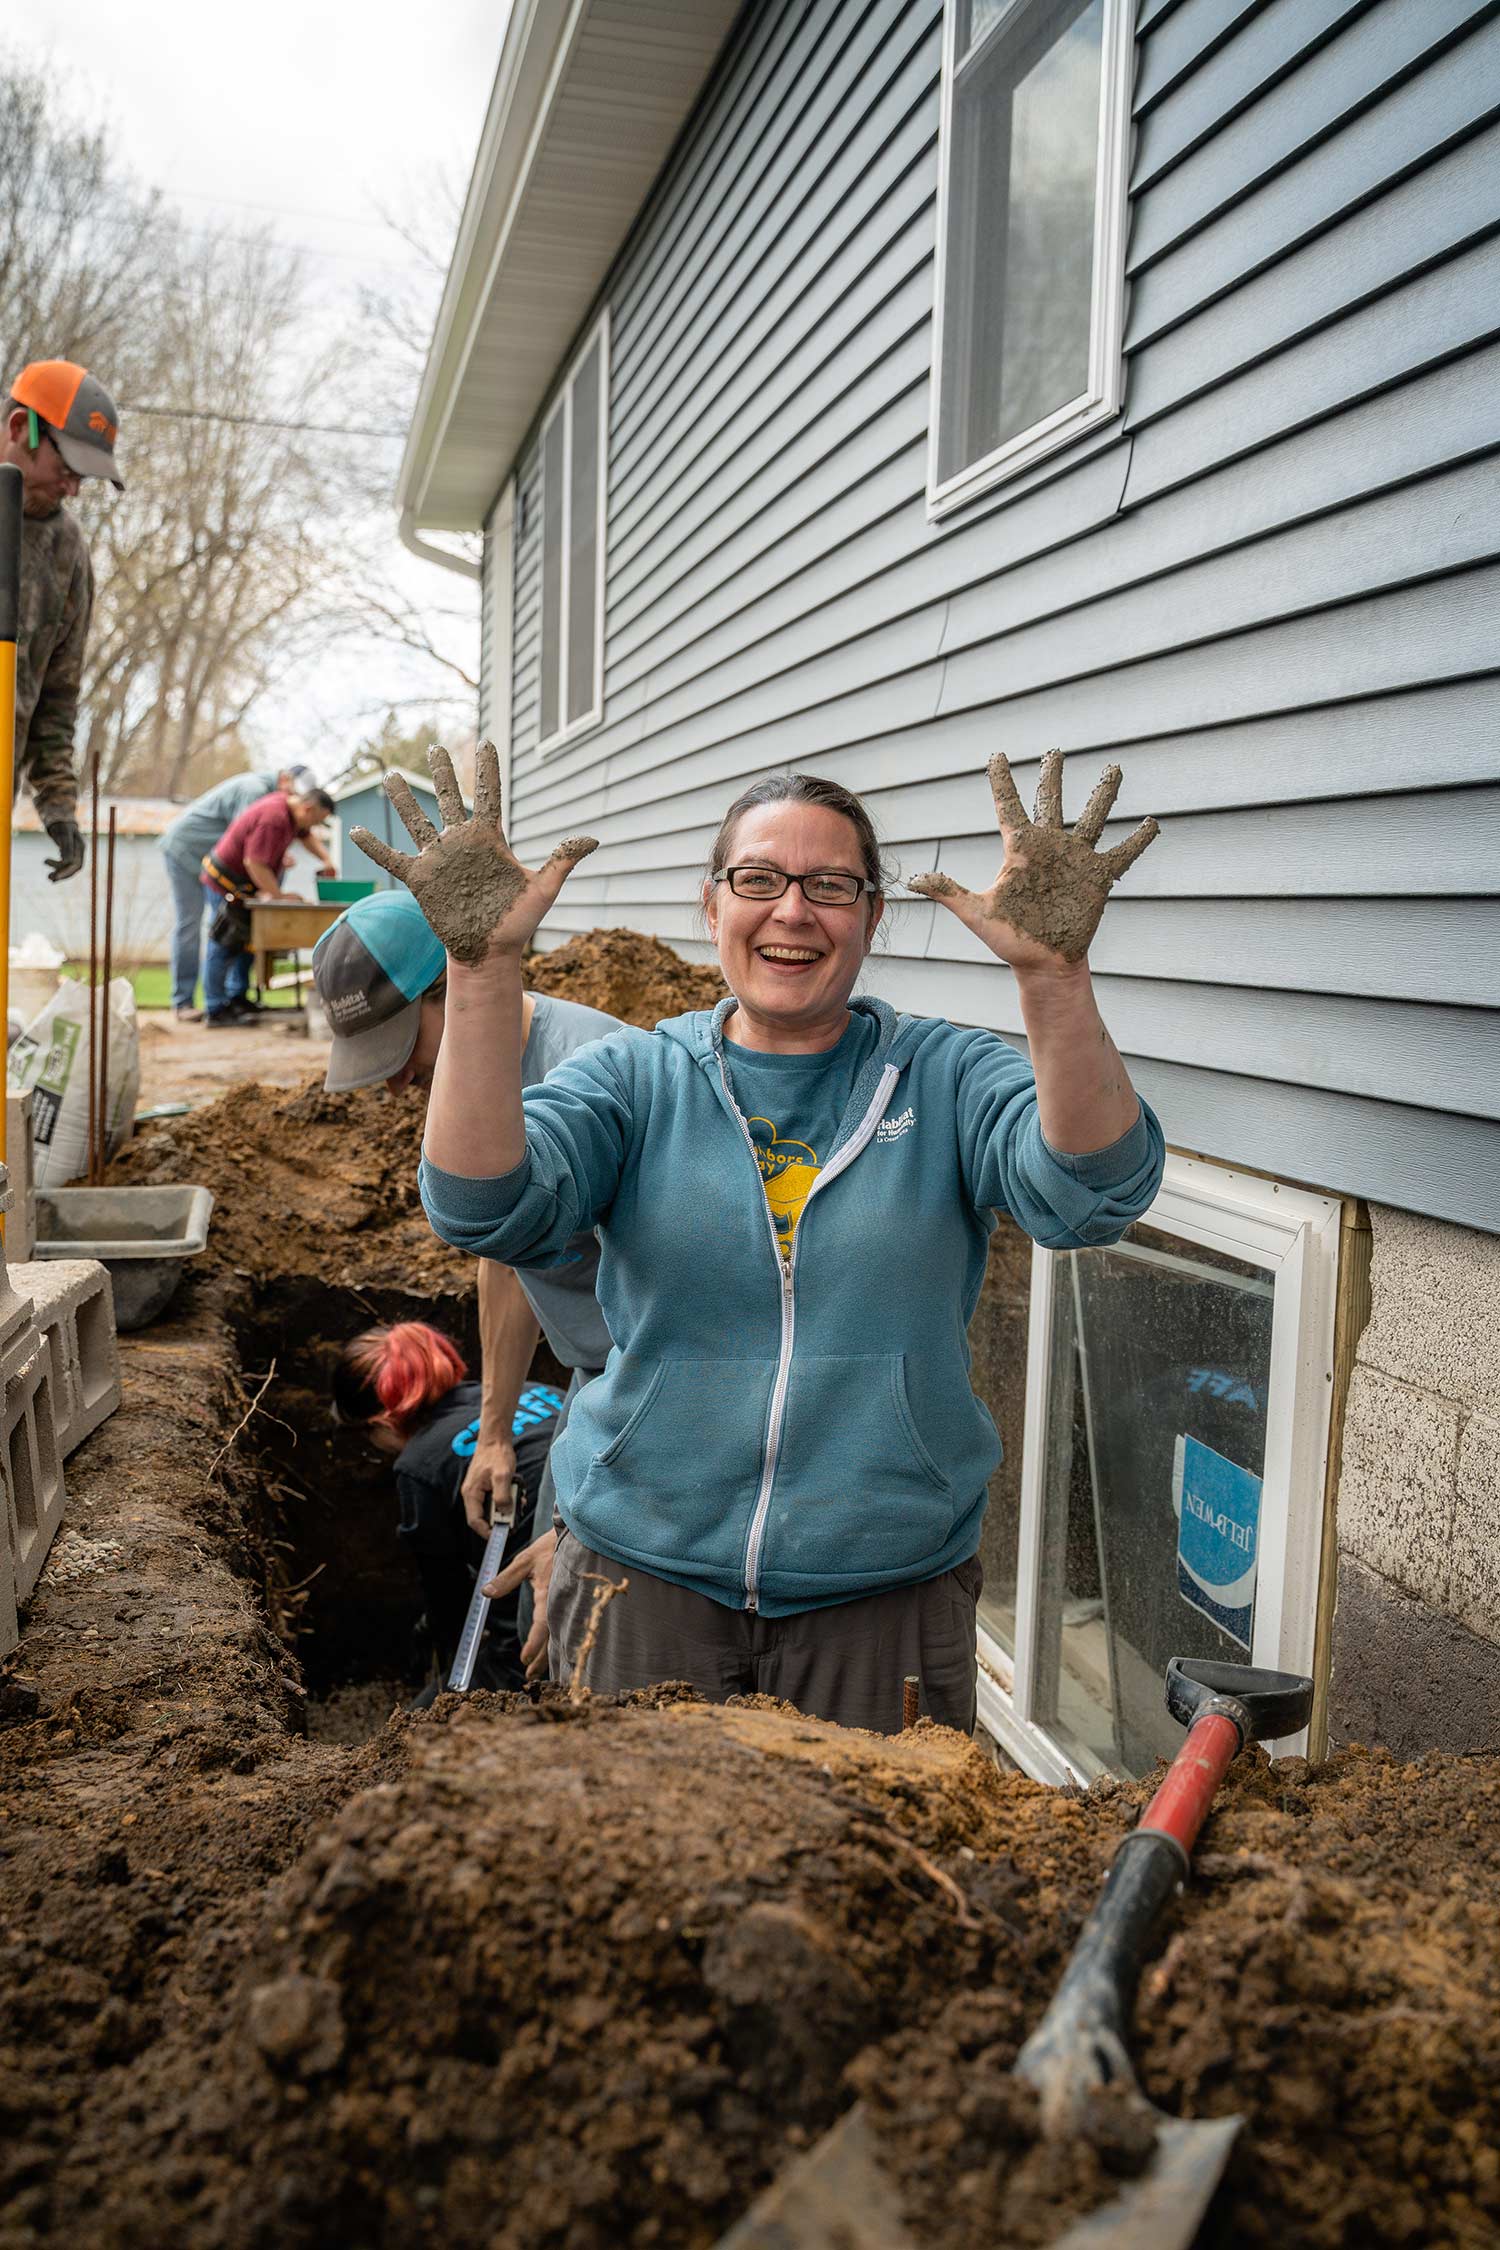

{"left": 902, "top": 1674, "right": 920, "bottom": 1730}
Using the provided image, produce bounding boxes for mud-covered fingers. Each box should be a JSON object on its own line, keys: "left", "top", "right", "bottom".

{"left": 471, "top": 740, "right": 502, "bottom": 828}
{"left": 533, "top": 834, "right": 600, "bottom": 907}
{"left": 1073, "top": 761, "right": 1122, "bottom": 847}
{"left": 987, "top": 751, "right": 1030, "bottom": 837}
{"left": 348, "top": 826, "right": 414, "bottom": 882}
{"left": 383, "top": 772, "right": 439, "bottom": 849}
{"left": 1100, "top": 815, "right": 1160, "bottom": 881}
{"left": 1032, "top": 749, "right": 1064, "bottom": 828}
{"left": 427, "top": 742, "right": 468, "bottom": 829}
{"left": 907, "top": 871, "right": 983, "bottom": 925}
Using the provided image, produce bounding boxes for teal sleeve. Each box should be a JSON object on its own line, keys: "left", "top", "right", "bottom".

{"left": 955, "top": 1032, "right": 1165, "bottom": 1249}
{"left": 419, "top": 1036, "right": 635, "bottom": 1265}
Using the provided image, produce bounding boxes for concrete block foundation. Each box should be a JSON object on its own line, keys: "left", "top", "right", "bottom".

{"left": 1328, "top": 1554, "right": 1500, "bottom": 1758}
{"left": 8, "top": 1260, "right": 122, "bottom": 1458}
{"left": 1, "top": 1335, "right": 65, "bottom": 1608}
{"left": 4, "top": 1093, "right": 37, "bottom": 1265}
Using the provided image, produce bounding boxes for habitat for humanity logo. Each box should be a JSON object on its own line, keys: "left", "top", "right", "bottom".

{"left": 876, "top": 1106, "right": 916, "bottom": 1143}
{"left": 1172, "top": 1433, "right": 1262, "bottom": 1651}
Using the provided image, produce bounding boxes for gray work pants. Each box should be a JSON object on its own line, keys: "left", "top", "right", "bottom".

{"left": 548, "top": 1529, "right": 981, "bottom": 1735}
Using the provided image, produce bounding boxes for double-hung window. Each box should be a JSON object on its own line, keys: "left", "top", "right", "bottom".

{"left": 930, "top": 0, "right": 1134, "bottom": 514}
{"left": 538, "top": 311, "right": 609, "bottom": 754}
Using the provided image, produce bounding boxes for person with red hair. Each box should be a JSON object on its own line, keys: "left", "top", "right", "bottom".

{"left": 334, "top": 1321, "right": 562, "bottom": 1694}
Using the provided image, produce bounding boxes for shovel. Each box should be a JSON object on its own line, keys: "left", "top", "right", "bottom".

{"left": 717, "top": 1655, "right": 1314, "bottom": 2250}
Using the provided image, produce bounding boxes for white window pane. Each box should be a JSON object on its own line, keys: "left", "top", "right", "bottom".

{"left": 539, "top": 410, "right": 565, "bottom": 744}
{"left": 566, "top": 340, "right": 601, "bottom": 728}
{"left": 1035, "top": 1226, "right": 1275, "bottom": 1778}
{"left": 940, "top": 0, "right": 1105, "bottom": 482}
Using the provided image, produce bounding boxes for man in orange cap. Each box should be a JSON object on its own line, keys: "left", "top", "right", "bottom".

{"left": 0, "top": 361, "right": 124, "bottom": 881}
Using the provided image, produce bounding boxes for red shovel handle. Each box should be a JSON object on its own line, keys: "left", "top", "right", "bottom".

{"left": 1138, "top": 1710, "right": 1242, "bottom": 1859}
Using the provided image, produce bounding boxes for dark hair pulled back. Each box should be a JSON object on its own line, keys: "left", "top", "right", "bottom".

{"left": 708, "top": 772, "right": 890, "bottom": 902}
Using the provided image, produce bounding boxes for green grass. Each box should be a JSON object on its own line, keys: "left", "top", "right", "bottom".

{"left": 63, "top": 964, "right": 307, "bottom": 1011}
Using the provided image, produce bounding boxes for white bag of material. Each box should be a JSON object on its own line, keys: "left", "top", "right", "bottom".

{"left": 6, "top": 978, "right": 140, "bottom": 1185}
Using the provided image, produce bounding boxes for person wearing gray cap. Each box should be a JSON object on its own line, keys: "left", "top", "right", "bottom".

{"left": 159, "top": 763, "right": 330, "bottom": 1020}
{"left": 0, "top": 359, "right": 126, "bottom": 885}
{"left": 312, "top": 888, "right": 619, "bottom": 1678}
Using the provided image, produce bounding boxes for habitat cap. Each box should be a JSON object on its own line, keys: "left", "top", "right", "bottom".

{"left": 284, "top": 764, "right": 318, "bottom": 791}
{"left": 11, "top": 361, "right": 124, "bottom": 488}
{"left": 312, "top": 888, "right": 445, "bottom": 1092}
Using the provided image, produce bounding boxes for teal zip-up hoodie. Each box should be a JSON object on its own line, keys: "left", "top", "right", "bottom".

{"left": 420, "top": 998, "right": 1164, "bottom": 1617}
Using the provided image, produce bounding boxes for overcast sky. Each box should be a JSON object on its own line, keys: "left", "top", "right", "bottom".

{"left": 7, "top": 0, "right": 508, "bottom": 775}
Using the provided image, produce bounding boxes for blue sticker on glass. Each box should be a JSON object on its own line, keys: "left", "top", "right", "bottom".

{"left": 1173, "top": 1433, "right": 1261, "bottom": 1652}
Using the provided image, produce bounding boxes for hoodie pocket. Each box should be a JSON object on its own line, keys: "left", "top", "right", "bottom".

{"left": 563, "top": 1355, "right": 777, "bottom": 1579}
{"left": 767, "top": 1352, "right": 957, "bottom": 1582}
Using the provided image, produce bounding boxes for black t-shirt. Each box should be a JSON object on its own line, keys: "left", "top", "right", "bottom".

{"left": 393, "top": 1379, "right": 563, "bottom": 1682}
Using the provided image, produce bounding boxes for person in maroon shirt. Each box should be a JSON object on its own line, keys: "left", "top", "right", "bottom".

{"left": 200, "top": 785, "right": 334, "bottom": 1027}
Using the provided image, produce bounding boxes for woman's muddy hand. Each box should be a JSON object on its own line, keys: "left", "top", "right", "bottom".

{"left": 349, "top": 742, "right": 597, "bottom": 967}
{"left": 908, "top": 750, "right": 1159, "bottom": 970}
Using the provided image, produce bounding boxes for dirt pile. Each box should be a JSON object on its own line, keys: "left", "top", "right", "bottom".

{"left": 527, "top": 927, "right": 726, "bottom": 1024}
{"left": 107, "top": 1077, "right": 464, "bottom": 1293}
{"left": 106, "top": 929, "right": 723, "bottom": 1290}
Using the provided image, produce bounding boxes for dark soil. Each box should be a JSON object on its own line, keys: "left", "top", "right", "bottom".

{"left": 4, "top": 930, "right": 1498, "bottom": 2250}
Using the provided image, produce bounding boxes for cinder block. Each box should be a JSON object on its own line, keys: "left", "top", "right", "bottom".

{"left": 1451, "top": 1411, "right": 1500, "bottom": 1644}
{"left": 7, "top": 1260, "right": 121, "bottom": 1457}
{"left": 1336, "top": 1364, "right": 1460, "bottom": 1610}
{"left": 1, "top": 1342, "right": 66, "bottom": 1605}
{"left": 4, "top": 1094, "right": 36, "bottom": 1264}
{"left": 1359, "top": 1205, "right": 1500, "bottom": 1414}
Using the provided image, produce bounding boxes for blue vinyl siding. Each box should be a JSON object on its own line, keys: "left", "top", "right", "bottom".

{"left": 492, "top": 0, "right": 1500, "bottom": 1232}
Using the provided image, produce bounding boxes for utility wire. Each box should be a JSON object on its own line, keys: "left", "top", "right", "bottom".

{"left": 126, "top": 403, "right": 407, "bottom": 439}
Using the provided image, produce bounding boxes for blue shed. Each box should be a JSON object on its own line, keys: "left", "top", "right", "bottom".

{"left": 330, "top": 769, "right": 440, "bottom": 891}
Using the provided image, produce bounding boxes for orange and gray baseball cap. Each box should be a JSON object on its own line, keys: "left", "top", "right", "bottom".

{"left": 11, "top": 361, "right": 124, "bottom": 488}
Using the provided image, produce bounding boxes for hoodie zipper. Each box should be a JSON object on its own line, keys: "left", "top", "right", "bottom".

{"left": 718, "top": 1051, "right": 900, "bottom": 1611}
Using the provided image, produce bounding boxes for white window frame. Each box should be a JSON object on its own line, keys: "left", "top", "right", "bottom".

{"left": 927, "top": 0, "right": 1135, "bottom": 521}
{"left": 977, "top": 1156, "right": 1341, "bottom": 1786}
{"left": 536, "top": 308, "right": 610, "bottom": 758}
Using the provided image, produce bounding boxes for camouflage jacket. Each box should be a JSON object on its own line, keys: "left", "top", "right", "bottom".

{"left": 12, "top": 503, "right": 94, "bottom": 826}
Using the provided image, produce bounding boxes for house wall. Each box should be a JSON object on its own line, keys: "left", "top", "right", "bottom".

{"left": 496, "top": 0, "right": 1500, "bottom": 1236}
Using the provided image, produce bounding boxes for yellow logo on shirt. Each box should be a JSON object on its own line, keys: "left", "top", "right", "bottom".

{"left": 746, "top": 1116, "right": 820, "bottom": 1253}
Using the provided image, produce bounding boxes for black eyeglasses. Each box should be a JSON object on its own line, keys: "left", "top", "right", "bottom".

{"left": 712, "top": 864, "right": 875, "bottom": 907}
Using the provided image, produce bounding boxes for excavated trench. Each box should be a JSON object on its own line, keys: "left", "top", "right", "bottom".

{"left": 3, "top": 936, "right": 1500, "bottom": 2249}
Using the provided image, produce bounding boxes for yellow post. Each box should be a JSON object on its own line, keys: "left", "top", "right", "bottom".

{"left": 0, "top": 461, "right": 21, "bottom": 1197}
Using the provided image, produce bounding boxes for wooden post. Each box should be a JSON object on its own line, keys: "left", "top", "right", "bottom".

{"left": 1307, "top": 1199, "right": 1374, "bottom": 1761}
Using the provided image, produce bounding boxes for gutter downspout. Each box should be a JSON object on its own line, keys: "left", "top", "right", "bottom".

{"left": 399, "top": 505, "right": 481, "bottom": 583}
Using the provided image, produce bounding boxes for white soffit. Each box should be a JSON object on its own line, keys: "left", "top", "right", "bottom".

{"left": 401, "top": 0, "right": 742, "bottom": 534}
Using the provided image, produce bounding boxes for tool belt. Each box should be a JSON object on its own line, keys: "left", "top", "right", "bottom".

{"left": 201, "top": 855, "right": 253, "bottom": 952}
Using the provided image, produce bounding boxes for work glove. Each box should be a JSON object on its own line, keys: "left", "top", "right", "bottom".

{"left": 44, "top": 818, "right": 85, "bottom": 882}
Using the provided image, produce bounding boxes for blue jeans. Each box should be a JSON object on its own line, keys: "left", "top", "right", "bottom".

{"left": 164, "top": 852, "right": 208, "bottom": 1009}
{"left": 200, "top": 879, "right": 251, "bottom": 1017}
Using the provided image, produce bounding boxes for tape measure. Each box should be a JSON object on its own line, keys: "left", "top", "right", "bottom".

{"left": 447, "top": 1478, "right": 521, "bottom": 1693}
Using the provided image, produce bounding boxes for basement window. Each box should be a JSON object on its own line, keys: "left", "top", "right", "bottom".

{"left": 929, "top": 0, "right": 1133, "bottom": 516}
{"left": 977, "top": 1158, "right": 1342, "bottom": 1784}
{"left": 538, "top": 310, "right": 609, "bottom": 755}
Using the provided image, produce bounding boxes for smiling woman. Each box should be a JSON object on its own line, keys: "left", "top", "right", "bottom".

{"left": 352, "top": 740, "right": 1166, "bottom": 1735}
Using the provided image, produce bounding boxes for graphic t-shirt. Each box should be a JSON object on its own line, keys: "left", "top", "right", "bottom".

{"left": 722, "top": 1011, "right": 880, "bottom": 1260}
